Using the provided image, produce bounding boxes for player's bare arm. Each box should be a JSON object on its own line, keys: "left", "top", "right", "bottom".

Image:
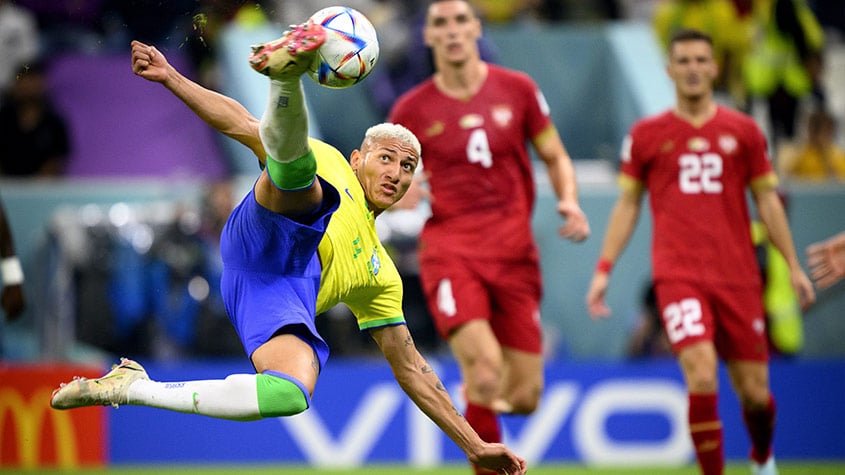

{"left": 533, "top": 125, "right": 589, "bottom": 242}
{"left": 369, "top": 324, "right": 527, "bottom": 474}
{"left": 753, "top": 185, "right": 816, "bottom": 308}
{"left": 130, "top": 40, "right": 266, "bottom": 163}
{"left": 586, "top": 181, "right": 643, "bottom": 318}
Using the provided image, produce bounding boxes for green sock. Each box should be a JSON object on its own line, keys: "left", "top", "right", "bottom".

{"left": 256, "top": 371, "right": 310, "bottom": 417}
{"left": 265, "top": 150, "right": 317, "bottom": 191}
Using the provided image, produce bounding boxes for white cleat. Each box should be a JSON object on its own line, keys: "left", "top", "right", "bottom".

{"left": 751, "top": 456, "right": 778, "bottom": 475}
{"left": 50, "top": 357, "right": 149, "bottom": 410}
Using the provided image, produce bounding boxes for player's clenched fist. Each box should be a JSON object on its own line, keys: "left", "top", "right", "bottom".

{"left": 130, "top": 40, "right": 169, "bottom": 83}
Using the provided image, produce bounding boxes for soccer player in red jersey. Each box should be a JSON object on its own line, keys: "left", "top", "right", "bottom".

{"left": 586, "top": 29, "right": 815, "bottom": 475}
{"left": 389, "top": 1, "right": 590, "bottom": 473}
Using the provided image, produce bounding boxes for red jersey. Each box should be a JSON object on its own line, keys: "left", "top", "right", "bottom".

{"left": 388, "top": 65, "right": 552, "bottom": 260}
{"left": 620, "top": 106, "right": 775, "bottom": 287}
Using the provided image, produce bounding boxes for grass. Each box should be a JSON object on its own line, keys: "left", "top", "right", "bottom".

{"left": 27, "top": 462, "right": 845, "bottom": 475}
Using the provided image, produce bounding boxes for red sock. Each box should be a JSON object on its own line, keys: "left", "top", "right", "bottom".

{"left": 688, "top": 393, "right": 723, "bottom": 475}
{"left": 465, "top": 402, "right": 500, "bottom": 475}
{"left": 743, "top": 394, "right": 776, "bottom": 464}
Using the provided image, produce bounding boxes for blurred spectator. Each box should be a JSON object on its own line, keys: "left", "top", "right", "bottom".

{"left": 751, "top": 203, "right": 804, "bottom": 357}
{"left": 743, "top": 0, "right": 825, "bottom": 147}
{"left": 367, "top": 1, "right": 500, "bottom": 116}
{"left": 535, "top": 0, "right": 622, "bottom": 22}
{"left": 778, "top": 107, "right": 845, "bottom": 181}
{"left": 272, "top": 0, "right": 382, "bottom": 27}
{"left": 192, "top": 180, "right": 242, "bottom": 356}
{"left": 468, "top": 0, "right": 537, "bottom": 23}
{"left": 0, "top": 0, "right": 39, "bottom": 96}
{"left": 99, "top": 0, "right": 197, "bottom": 50}
{"left": 652, "top": 0, "right": 751, "bottom": 107}
{"left": 810, "top": 0, "right": 845, "bottom": 37}
{"left": 0, "top": 194, "right": 25, "bottom": 322}
{"left": 17, "top": 0, "right": 107, "bottom": 55}
{"left": 1, "top": 193, "right": 25, "bottom": 358}
{"left": 625, "top": 282, "right": 672, "bottom": 359}
{"left": 0, "top": 61, "right": 70, "bottom": 177}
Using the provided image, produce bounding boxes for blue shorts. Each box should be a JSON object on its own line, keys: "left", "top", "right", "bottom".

{"left": 220, "top": 176, "right": 340, "bottom": 370}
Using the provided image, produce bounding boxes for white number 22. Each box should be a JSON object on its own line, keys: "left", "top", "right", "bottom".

{"left": 679, "top": 153, "right": 723, "bottom": 194}
{"left": 662, "top": 298, "right": 705, "bottom": 344}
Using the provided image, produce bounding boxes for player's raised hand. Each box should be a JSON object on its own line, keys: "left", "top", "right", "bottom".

{"left": 468, "top": 442, "right": 527, "bottom": 475}
{"left": 557, "top": 200, "right": 590, "bottom": 242}
{"left": 130, "top": 40, "right": 170, "bottom": 83}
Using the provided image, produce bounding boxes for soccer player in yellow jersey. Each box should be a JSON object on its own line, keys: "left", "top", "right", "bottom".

{"left": 51, "top": 21, "right": 527, "bottom": 475}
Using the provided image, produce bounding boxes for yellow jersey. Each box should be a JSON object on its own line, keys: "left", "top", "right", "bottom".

{"left": 309, "top": 138, "right": 405, "bottom": 330}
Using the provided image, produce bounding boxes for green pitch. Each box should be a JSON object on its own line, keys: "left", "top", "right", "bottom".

{"left": 31, "top": 462, "right": 845, "bottom": 474}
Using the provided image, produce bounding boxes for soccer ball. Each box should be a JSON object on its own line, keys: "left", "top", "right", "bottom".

{"left": 307, "top": 6, "right": 379, "bottom": 89}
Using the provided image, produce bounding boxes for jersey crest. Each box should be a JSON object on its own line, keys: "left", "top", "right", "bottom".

{"left": 718, "top": 134, "right": 738, "bottom": 155}
{"left": 460, "top": 114, "right": 484, "bottom": 129}
{"left": 424, "top": 121, "right": 445, "bottom": 137}
{"left": 687, "top": 137, "right": 710, "bottom": 152}
{"left": 369, "top": 248, "right": 381, "bottom": 278}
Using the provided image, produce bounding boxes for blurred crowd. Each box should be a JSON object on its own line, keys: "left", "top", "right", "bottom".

{"left": 1, "top": 0, "right": 844, "bottom": 360}
{"left": 2, "top": 0, "right": 843, "bottom": 180}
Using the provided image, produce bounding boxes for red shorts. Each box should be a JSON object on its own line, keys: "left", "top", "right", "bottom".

{"left": 654, "top": 280, "right": 768, "bottom": 362}
{"left": 419, "top": 255, "right": 543, "bottom": 354}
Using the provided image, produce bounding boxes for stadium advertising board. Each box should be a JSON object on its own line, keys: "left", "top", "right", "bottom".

{"left": 109, "top": 359, "right": 844, "bottom": 466}
{"left": 0, "top": 364, "right": 106, "bottom": 469}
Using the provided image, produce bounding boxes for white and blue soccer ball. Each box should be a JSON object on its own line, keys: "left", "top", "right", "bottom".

{"left": 308, "top": 6, "right": 379, "bottom": 89}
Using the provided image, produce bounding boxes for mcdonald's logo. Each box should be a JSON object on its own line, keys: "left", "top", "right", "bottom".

{"left": 0, "top": 364, "right": 106, "bottom": 469}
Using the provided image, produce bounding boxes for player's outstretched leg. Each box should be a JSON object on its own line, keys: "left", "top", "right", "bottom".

{"left": 51, "top": 358, "right": 312, "bottom": 421}
{"left": 51, "top": 357, "right": 149, "bottom": 409}
{"left": 249, "top": 21, "right": 325, "bottom": 79}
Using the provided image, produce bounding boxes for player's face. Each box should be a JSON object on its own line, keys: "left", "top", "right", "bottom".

{"left": 351, "top": 138, "right": 420, "bottom": 213}
{"left": 424, "top": 0, "right": 482, "bottom": 66}
{"left": 667, "top": 40, "right": 718, "bottom": 101}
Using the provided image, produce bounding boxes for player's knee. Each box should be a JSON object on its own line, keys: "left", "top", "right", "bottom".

{"left": 737, "top": 384, "right": 770, "bottom": 408}
{"left": 256, "top": 371, "right": 311, "bottom": 417}
{"left": 507, "top": 387, "right": 542, "bottom": 415}
{"left": 466, "top": 371, "right": 501, "bottom": 403}
{"left": 687, "top": 374, "right": 718, "bottom": 393}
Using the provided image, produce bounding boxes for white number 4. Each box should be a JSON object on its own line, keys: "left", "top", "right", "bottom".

{"left": 662, "top": 298, "right": 705, "bottom": 344}
{"left": 679, "top": 153, "right": 723, "bottom": 194}
{"left": 466, "top": 129, "right": 492, "bottom": 168}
